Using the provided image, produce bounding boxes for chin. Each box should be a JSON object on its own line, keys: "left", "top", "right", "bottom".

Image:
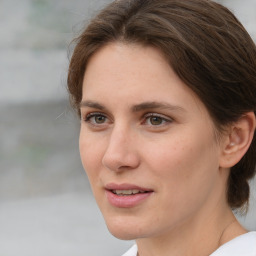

{"left": 109, "top": 228, "right": 138, "bottom": 240}
{"left": 104, "top": 215, "right": 144, "bottom": 240}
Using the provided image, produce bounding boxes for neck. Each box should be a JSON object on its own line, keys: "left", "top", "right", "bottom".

{"left": 136, "top": 205, "right": 245, "bottom": 256}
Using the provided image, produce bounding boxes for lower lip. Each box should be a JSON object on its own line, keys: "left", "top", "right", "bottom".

{"left": 105, "top": 190, "right": 153, "bottom": 208}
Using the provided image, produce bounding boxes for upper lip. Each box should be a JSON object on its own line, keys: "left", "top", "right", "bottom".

{"left": 105, "top": 183, "right": 153, "bottom": 192}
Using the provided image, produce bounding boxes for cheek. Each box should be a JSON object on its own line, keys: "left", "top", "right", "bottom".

{"left": 144, "top": 135, "right": 193, "bottom": 175}
{"left": 144, "top": 130, "right": 219, "bottom": 191}
{"left": 143, "top": 133, "right": 220, "bottom": 225}
{"left": 79, "top": 131, "right": 104, "bottom": 180}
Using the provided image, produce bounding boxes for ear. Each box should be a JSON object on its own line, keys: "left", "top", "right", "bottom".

{"left": 219, "top": 112, "right": 256, "bottom": 169}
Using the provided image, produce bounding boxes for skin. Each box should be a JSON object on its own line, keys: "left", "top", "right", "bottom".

{"left": 79, "top": 43, "right": 249, "bottom": 256}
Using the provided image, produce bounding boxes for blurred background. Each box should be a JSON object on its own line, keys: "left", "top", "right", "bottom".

{"left": 0, "top": 0, "right": 255, "bottom": 255}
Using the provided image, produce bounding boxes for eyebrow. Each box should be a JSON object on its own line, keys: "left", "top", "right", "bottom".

{"left": 131, "top": 101, "right": 185, "bottom": 112}
{"left": 80, "top": 100, "right": 185, "bottom": 113}
{"left": 80, "top": 100, "right": 106, "bottom": 110}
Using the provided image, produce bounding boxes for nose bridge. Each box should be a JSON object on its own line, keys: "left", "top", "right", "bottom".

{"left": 111, "top": 123, "right": 128, "bottom": 146}
{"left": 102, "top": 123, "right": 139, "bottom": 171}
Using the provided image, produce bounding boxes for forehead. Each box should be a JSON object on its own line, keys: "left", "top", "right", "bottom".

{"left": 83, "top": 42, "right": 169, "bottom": 89}
{"left": 82, "top": 43, "right": 207, "bottom": 116}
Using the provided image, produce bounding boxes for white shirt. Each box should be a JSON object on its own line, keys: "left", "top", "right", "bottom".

{"left": 122, "top": 232, "right": 256, "bottom": 256}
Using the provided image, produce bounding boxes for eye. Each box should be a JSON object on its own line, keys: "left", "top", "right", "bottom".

{"left": 93, "top": 115, "right": 106, "bottom": 124}
{"left": 83, "top": 112, "right": 108, "bottom": 125}
{"left": 148, "top": 116, "right": 164, "bottom": 125}
{"left": 144, "top": 113, "right": 172, "bottom": 126}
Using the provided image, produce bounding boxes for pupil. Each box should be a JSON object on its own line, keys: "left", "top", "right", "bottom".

{"left": 95, "top": 116, "right": 105, "bottom": 123}
{"left": 150, "top": 116, "right": 162, "bottom": 125}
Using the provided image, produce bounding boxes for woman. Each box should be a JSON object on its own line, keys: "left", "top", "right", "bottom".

{"left": 67, "top": 0, "right": 256, "bottom": 255}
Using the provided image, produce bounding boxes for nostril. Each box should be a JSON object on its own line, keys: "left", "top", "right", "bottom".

{"left": 102, "top": 152, "right": 140, "bottom": 172}
{"left": 117, "top": 165, "right": 134, "bottom": 171}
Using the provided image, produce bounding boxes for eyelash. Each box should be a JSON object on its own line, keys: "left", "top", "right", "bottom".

{"left": 82, "top": 112, "right": 173, "bottom": 127}
{"left": 83, "top": 112, "right": 109, "bottom": 125}
{"left": 143, "top": 113, "right": 173, "bottom": 126}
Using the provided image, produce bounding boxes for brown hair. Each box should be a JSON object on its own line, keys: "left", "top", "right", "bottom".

{"left": 67, "top": 0, "right": 256, "bottom": 209}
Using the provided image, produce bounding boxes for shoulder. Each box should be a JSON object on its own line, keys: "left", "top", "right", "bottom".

{"left": 121, "top": 244, "right": 137, "bottom": 256}
{"left": 210, "top": 231, "right": 256, "bottom": 256}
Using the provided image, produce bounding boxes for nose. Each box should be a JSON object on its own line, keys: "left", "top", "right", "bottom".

{"left": 102, "top": 126, "right": 140, "bottom": 172}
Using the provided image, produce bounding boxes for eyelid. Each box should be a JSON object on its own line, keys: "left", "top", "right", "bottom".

{"left": 144, "top": 112, "right": 173, "bottom": 122}
{"left": 141, "top": 112, "right": 174, "bottom": 128}
{"left": 81, "top": 112, "right": 112, "bottom": 129}
{"left": 81, "top": 111, "right": 173, "bottom": 127}
{"left": 83, "top": 112, "right": 107, "bottom": 122}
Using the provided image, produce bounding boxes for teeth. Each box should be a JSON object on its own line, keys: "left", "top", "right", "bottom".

{"left": 113, "top": 189, "right": 142, "bottom": 195}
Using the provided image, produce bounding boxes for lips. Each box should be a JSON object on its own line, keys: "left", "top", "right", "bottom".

{"left": 105, "top": 183, "right": 153, "bottom": 208}
{"left": 112, "top": 189, "right": 145, "bottom": 195}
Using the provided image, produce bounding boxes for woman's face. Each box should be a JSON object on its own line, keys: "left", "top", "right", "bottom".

{"left": 80, "top": 43, "right": 227, "bottom": 240}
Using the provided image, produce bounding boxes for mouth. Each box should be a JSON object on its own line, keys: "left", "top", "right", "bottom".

{"left": 112, "top": 189, "right": 150, "bottom": 196}
{"left": 105, "top": 183, "right": 153, "bottom": 208}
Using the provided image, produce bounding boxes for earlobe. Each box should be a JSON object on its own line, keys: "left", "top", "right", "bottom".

{"left": 219, "top": 112, "right": 256, "bottom": 169}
